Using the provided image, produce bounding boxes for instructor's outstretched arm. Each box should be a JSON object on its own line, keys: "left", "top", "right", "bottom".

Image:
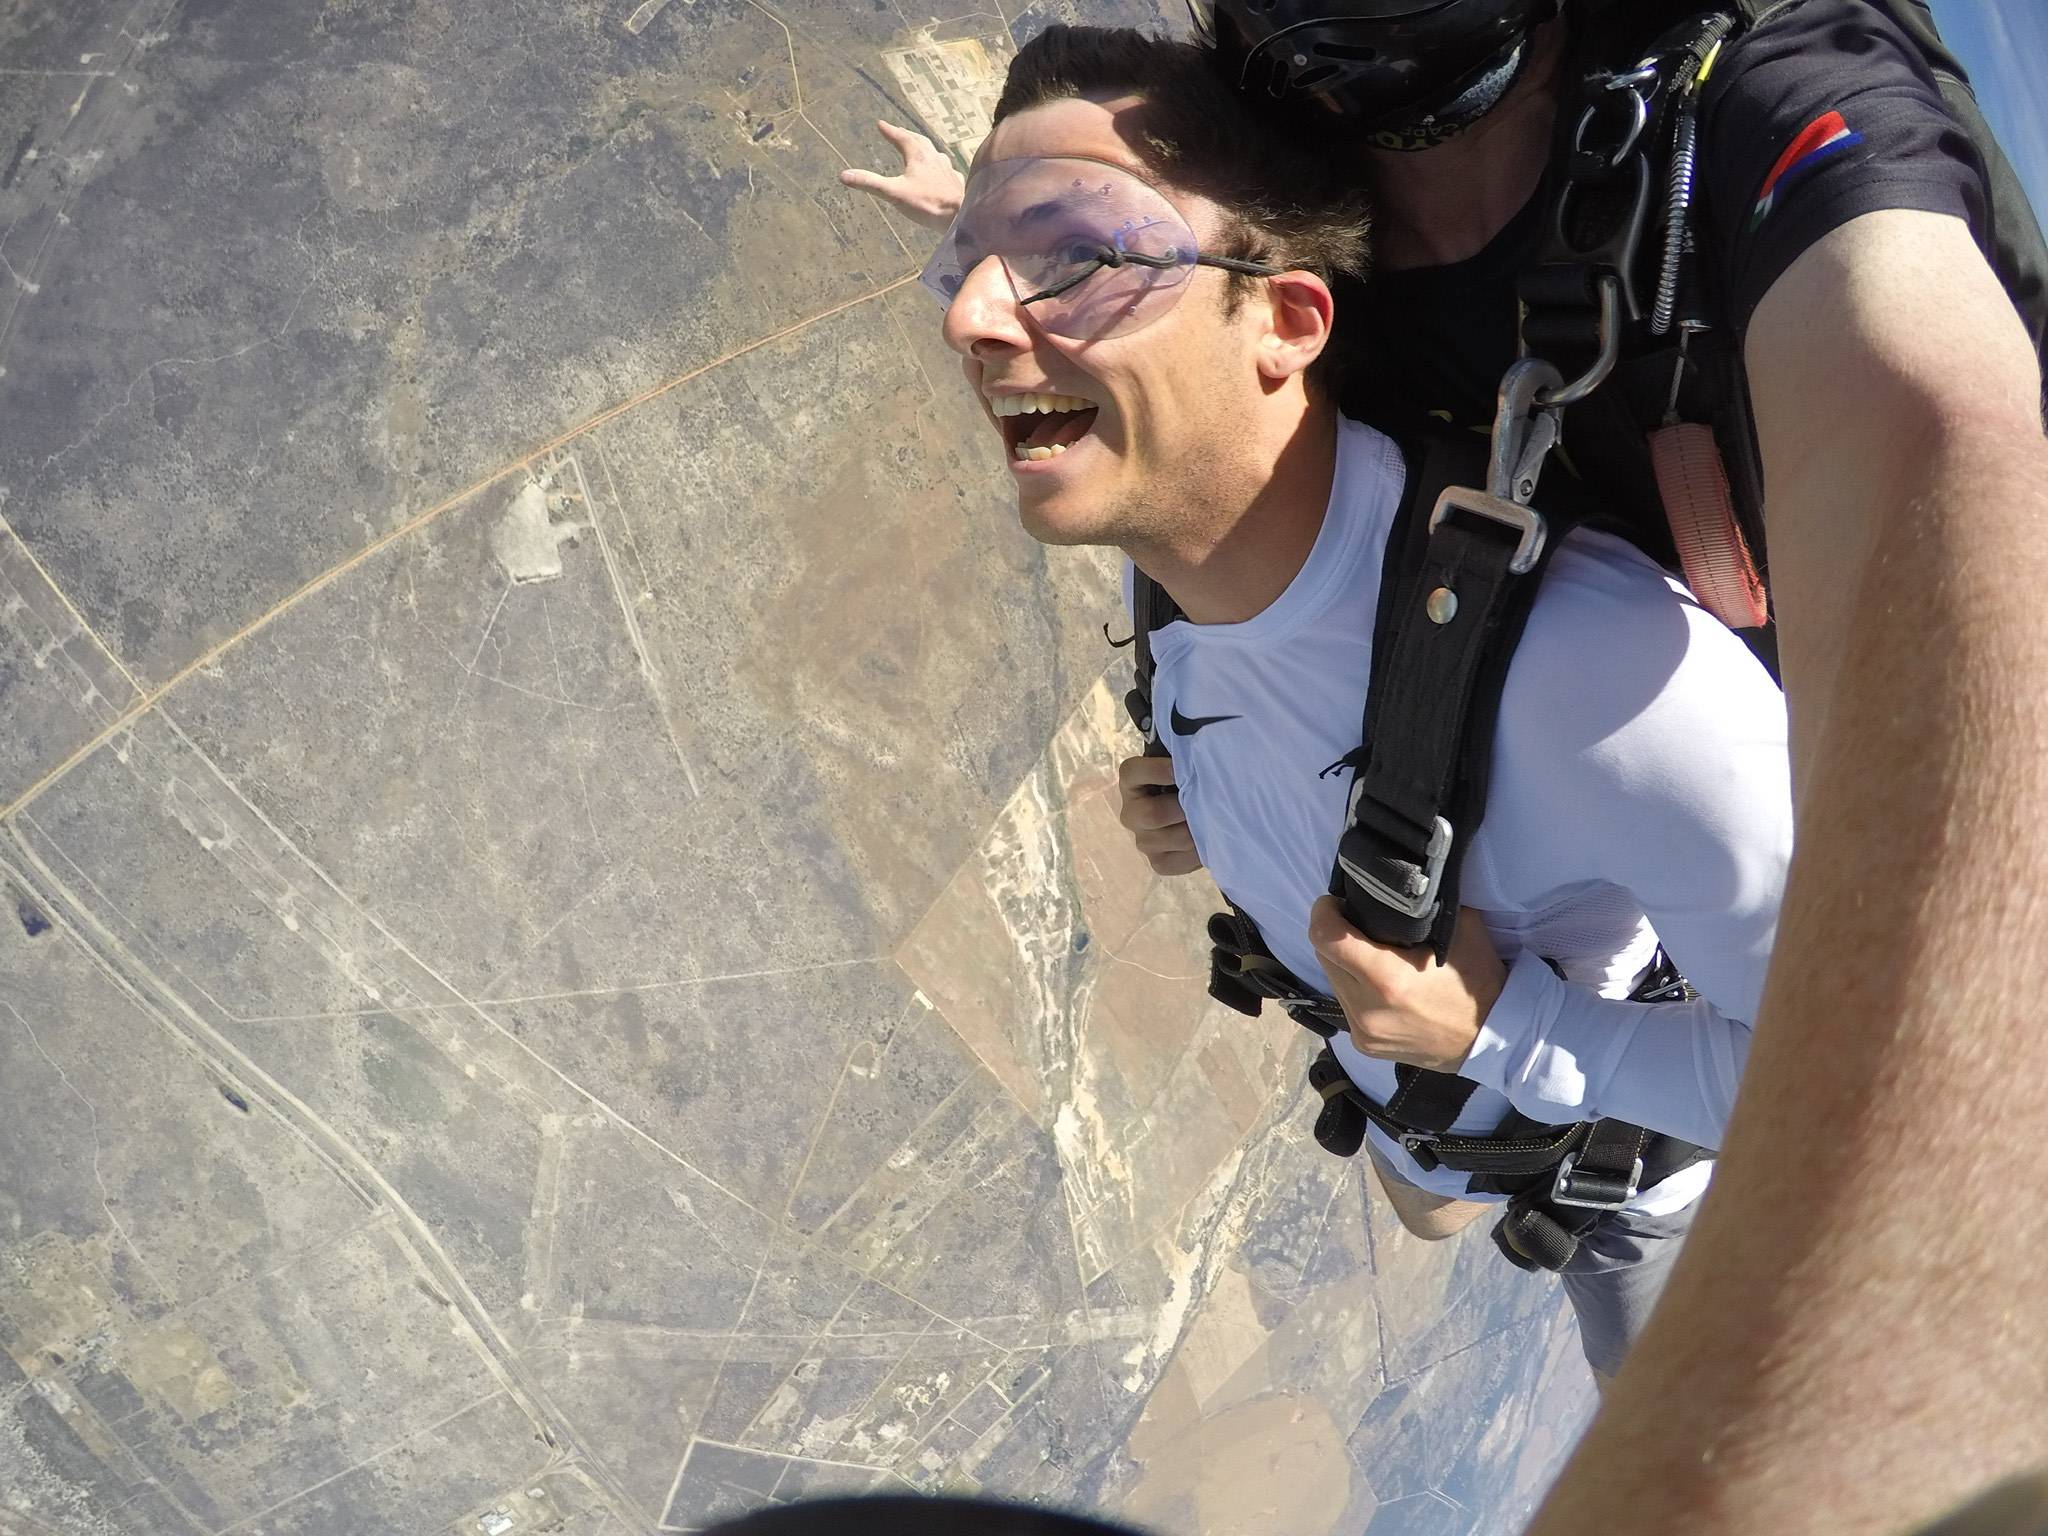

{"left": 839, "top": 121, "right": 966, "bottom": 231}
{"left": 1530, "top": 209, "right": 2048, "bottom": 1534}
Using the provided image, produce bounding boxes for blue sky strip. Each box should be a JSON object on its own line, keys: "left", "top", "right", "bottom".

{"left": 1930, "top": 0, "right": 2048, "bottom": 220}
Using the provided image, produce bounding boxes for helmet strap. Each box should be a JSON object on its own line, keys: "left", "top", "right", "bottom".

{"left": 1368, "top": 37, "right": 1531, "bottom": 152}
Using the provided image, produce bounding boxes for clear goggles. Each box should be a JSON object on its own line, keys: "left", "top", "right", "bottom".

{"left": 918, "top": 156, "right": 1284, "bottom": 340}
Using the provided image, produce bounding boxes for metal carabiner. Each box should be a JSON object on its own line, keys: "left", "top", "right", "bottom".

{"left": 1534, "top": 275, "right": 1623, "bottom": 409}
{"left": 1490, "top": 358, "right": 1568, "bottom": 505}
{"left": 1574, "top": 83, "right": 1650, "bottom": 170}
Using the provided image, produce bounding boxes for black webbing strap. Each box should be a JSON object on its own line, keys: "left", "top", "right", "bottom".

{"left": 1335, "top": 443, "right": 1571, "bottom": 958}
{"left": 1212, "top": 919, "right": 1503, "bottom": 1159}
{"left": 1205, "top": 872, "right": 1713, "bottom": 1272}
{"left": 1212, "top": 903, "right": 1701, "bottom": 1196}
{"left": 1125, "top": 569, "right": 1181, "bottom": 749}
{"left": 1300, "top": 944, "right": 1712, "bottom": 1271}
{"left": 1493, "top": 1116, "right": 1665, "bottom": 1273}
{"left": 1206, "top": 907, "right": 1347, "bottom": 1024}
{"left": 1382, "top": 1062, "right": 1483, "bottom": 1137}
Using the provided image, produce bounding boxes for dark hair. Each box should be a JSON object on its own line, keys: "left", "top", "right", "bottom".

{"left": 990, "top": 25, "right": 1374, "bottom": 307}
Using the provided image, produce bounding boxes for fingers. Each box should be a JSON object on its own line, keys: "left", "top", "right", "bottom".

{"left": 1120, "top": 791, "right": 1187, "bottom": 835}
{"left": 1132, "top": 821, "right": 1195, "bottom": 857}
{"left": 1309, "top": 896, "right": 1422, "bottom": 999}
{"left": 1307, "top": 894, "right": 1366, "bottom": 962}
{"left": 1118, "top": 753, "right": 1178, "bottom": 792}
{"left": 1112, "top": 755, "right": 1200, "bottom": 872}
{"left": 1313, "top": 901, "right": 1498, "bottom": 1068}
{"left": 876, "top": 119, "right": 928, "bottom": 154}
{"left": 838, "top": 167, "right": 893, "bottom": 193}
{"left": 1146, "top": 848, "right": 1205, "bottom": 878}
{"left": 1117, "top": 756, "right": 1186, "bottom": 834}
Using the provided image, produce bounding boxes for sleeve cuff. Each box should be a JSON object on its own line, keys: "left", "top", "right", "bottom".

{"left": 1457, "top": 948, "right": 1563, "bottom": 1094}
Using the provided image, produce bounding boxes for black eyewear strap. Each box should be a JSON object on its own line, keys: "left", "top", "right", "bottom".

{"left": 1019, "top": 243, "right": 1287, "bottom": 306}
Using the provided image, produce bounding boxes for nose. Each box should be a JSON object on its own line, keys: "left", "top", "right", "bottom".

{"left": 942, "top": 255, "right": 1032, "bottom": 361}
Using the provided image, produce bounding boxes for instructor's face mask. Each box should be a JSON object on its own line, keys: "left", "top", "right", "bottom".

{"left": 919, "top": 156, "right": 1279, "bottom": 341}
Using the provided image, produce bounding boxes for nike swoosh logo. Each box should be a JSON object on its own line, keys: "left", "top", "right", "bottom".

{"left": 1170, "top": 704, "right": 1240, "bottom": 737}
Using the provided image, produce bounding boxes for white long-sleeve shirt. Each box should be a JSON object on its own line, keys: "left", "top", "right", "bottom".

{"left": 1134, "top": 417, "right": 1793, "bottom": 1214}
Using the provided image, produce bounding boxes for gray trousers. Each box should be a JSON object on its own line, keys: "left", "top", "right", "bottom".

{"left": 1373, "top": 1144, "right": 1698, "bottom": 1379}
{"left": 1555, "top": 1198, "right": 1698, "bottom": 1377}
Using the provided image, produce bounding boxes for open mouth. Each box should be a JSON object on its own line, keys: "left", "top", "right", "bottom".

{"left": 992, "top": 391, "right": 1101, "bottom": 462}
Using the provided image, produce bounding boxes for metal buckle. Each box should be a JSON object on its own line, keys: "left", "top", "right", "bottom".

{"left": 1286, "top": 1000, "right": 1344, "bottom": 1039}
{"left": 1337, "top": 808, "right": 1452, "bottom": 921}
{"left": 1399, "top": 1131, "right": 1439, "bottom": 1158}
{"left": 1429, "top": 489, "right": 1548, "bottom": 576}
{"left": 1550, "top": 1152, "right": 1645, "bottom": 1211}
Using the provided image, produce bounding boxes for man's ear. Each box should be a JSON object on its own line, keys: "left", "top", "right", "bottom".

{"left": 1256, "top": 271, "right": 1335, "bottom": 384}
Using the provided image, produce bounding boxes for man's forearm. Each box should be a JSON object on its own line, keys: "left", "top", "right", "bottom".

{"left": 1528, "top": 424, "right": 2048, "bottom": 1533}
{"left": 1462, "top": 951, "right": 1749, "bottom": 1150}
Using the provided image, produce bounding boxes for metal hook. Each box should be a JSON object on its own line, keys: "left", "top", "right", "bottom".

{"left": 1490, "top": 359, "right": 1568, "bottom": 505}
{"left": 1604, "top": 63, "right": 1661, "bottom": 94}
{"left": 1535, "top": 276, "right": 1623, "bottom": 409}
{"left": 1574, "top": 86, "right": 1649, "bottom": 169}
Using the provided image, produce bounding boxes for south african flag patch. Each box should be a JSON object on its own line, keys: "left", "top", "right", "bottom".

{"left": 1752, "top": 111, "right": 1865, "bottom": 231}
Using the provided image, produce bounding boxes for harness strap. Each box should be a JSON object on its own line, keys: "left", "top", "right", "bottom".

{"left": 1383, "top": 1062, "right": 1482, "bottom": 1136}
{"left": 1126, "top": 570, "right": 1180, "bottom": 748}
{"left": 1209, "top": 904, "right": 1706, "bottom": 1271}
{"left": 1336, "top": 433, "right": 1565, "bottom": 958}
{"left": 1207, "top": 907, "right": 1339, "bottom": 1021}
{"left": 1210, "top": 904, "right": 1701, "bottom": 1158}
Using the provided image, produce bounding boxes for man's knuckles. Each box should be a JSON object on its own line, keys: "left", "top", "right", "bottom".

{"left": 1121, "top": 795, "right": 1185, "bottom": 833}
{"left": 1310, "top": 913, "right": 1407, "bottom": 989}
{"left": 1305, "top": 896, "right": 1355, "bottom": 953}
{"left": 1117, "top": 755, "right": 1176, "bottom": 789}
{"left": 1133, "top": 826, "right": 1190, "bottom": 854}
{"left": 1346, "top": 1015, "right": 1402, "bottom": 1057}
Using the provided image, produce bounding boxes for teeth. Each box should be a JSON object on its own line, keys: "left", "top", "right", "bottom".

{"left": 991, "top": 392, "right": 1096, "bottom": 417}
{"left": 1013, "top": 441, "right": 1070, "bottom": 461}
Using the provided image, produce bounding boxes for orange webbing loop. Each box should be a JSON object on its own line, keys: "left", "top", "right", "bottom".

{"left": 1651, "top": 421, "right": 1769, "bottom": 630}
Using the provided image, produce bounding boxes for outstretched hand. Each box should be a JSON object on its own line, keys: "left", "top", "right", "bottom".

{"left": 839, "top": 121, "right": 966, "bottom": 230}
{"left": 1308, "top": 897, "right": 1508, "bottom": 1073}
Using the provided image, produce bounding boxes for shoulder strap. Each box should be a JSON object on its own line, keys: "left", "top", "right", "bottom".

{"left": 1124, "top": 567, "right": 1182, "bottom": 752}
{"left": 1331, "top": 429, "right": 1577, "bottom": 959}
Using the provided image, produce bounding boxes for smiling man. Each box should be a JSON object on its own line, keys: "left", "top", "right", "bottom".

{"left": 929, "top": 25, "right": 1793, "bottom": 1381}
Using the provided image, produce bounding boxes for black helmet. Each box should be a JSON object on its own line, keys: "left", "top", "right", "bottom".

{"left": 1192, "top": 0, "right": 1558, "bottom": 136}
